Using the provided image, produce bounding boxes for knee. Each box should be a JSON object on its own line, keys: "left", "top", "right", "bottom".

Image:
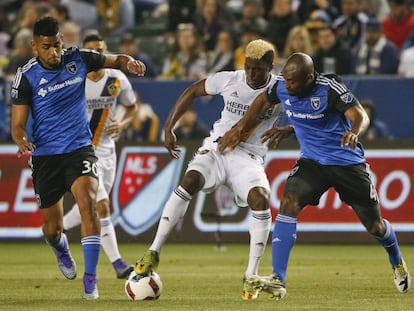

{"left": 247, "top": 187, "right": 269, "bottom": 211}
{"left": 180, "top": 170, "right": 205, "bottom": 195}
{"left": 280, "top": 194, "right": 301, "bottom": 216}
{"left": 43, "top": 224, "right": 63, "bottom": 240}
{"left": 366, "top": 220, "right": 386, "bottom": 237}
{"left": 96, "top": 199, "right": 110, "bottom": 218}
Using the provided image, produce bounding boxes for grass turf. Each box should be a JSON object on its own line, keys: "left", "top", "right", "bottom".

{"left": 0, "top": 242, "right": 412, "bottom": 311}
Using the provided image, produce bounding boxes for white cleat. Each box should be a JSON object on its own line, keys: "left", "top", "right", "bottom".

{"left": 247, "top": 273, "right": 287, "bottom": 300}
{"left": 393, "top": 258, "right": 411, "bottom": 293}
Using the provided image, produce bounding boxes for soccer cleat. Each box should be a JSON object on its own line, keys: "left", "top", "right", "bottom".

{"left": 247, "top": 273, "right": 287, "bottom": 300}
{"left": 83, "top": 274, "right": 99, "bottom": 300}
{"left": 112, "top": 258, "right": 134, "bottom": 279}
{"left": 241, "top": 276, "right": 260, "bottom": 300}
{"left": 52, "top": 235, "right": 77, "bottom": 280}
{"left": 134, "top": 250, "right": 159, "bottom": 276}
{"left": 393, "top": 258, "right": 411, "bottom": 293}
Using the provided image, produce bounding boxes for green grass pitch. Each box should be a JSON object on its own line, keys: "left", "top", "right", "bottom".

{"left": 0, "top": 242, "right": 412, "bottom": 310}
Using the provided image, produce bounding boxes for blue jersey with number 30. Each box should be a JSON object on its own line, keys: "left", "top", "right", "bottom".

{"left": 266, "top": 73, "right": 366, "bottom": 165}
{"left": 11, "top": 47, "right": 105, "bottom": 156}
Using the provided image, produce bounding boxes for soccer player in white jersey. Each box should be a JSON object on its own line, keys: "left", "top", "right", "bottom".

{"left": 63, "top": 34, "right": 137, "bottom": 279}
{"left": 134, "top": 39, "right": 283, "bottom": 300}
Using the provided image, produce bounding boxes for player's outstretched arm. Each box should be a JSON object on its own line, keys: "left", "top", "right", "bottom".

{"left": 218, "top": 92, "right": 270, "bottom": 153}
{"left": 104, "top": 54, "right": 146, "bottom": 76}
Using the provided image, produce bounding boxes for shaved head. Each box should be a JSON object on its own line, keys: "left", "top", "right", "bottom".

{"left": 284, "top": 53, "right": 314, "bottom": 79}
{"left": 281, "top": 53, "right": 315, "bottom": 97}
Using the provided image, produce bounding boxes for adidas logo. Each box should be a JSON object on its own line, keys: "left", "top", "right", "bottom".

{"left": 285, "top": 99, "right": 291, "bottom": 106}
{"left": 39, "top": 77, "right": 48, "bottom": 85}
{"left": 272, "top": 237, "right": 281, "bottom": 243}
{"left": 230, "top": 91, "right": 238, "bottom": 97}
{"left": 398, "top": 277, "right": 409, "bottom": 292}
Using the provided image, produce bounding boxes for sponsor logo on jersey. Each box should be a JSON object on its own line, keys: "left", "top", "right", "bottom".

{"left": 66, "top": 61, "right": 77, "bottom": 74}
{"left": 45, "top": 77, "right": 83, "bottom": 94}
{"left": 225, "top": 100, "right": 249, "bottom": 116}
{"left": 286, "top": 109, "right": 324, "bottom": 120}
{"left": 38, "top": 88, "right": 47, "bottom": 97}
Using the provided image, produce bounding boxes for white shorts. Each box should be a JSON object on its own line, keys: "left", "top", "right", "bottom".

{"left": 95, "top": 148, "right": 116, "bottom": 202}
{"left": 186, "top": 140, "right": 269, "bottom": 207}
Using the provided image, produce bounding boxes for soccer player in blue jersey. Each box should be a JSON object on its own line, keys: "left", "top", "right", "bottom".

{"left": 63, "top": 34, "right": 136, "bottom": 280}
{"left": 218, "top": 52, "right": 411, "bottom": 299}
{"left": 10, "top": 16, "right": 145, "bottom": 300}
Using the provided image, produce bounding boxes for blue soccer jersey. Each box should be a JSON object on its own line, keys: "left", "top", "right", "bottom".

{"left": 266, "top": 73, "right": 366, "bottom": 165}
{"left": 11, "top": 47, "right": 105, "bottom": 156}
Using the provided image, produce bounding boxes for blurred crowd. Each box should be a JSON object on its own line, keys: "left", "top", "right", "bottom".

{"left": 2, "top": 0, "right": 414, "bottom": 80}
{"left": 0, "top": 0, "right": 405, "bottom": 142}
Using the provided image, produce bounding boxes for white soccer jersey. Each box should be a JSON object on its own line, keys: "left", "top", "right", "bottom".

{"left": 86, "top": 69, "right": 136, "bottom": 201}
{"left": 86, "top": 68, "right": 136, "bottom": 153}
{"left": 205, "top": 70, "right": 281, "bottom": 158}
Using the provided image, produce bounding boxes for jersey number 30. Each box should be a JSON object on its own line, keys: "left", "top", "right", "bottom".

{"left": 82, "top": 160, "right": 98, "bottom": 177}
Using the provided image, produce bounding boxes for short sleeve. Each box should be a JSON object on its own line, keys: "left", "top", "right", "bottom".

{"left": 205, "top": 71, "right": 231, "bottom": 95}
{"left": 80, "top": 49, "right": 106, "bottom": 72}
{"left": 265, "top": 81, "right": 280, "bottom": 105}
{"left": 10, "top": 69, "right": 32, "bottom": 105}
{"left": 118, "top": 71, "right": 136, "bottom": 106}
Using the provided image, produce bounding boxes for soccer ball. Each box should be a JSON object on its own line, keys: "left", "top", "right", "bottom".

{"left": 124, "top": 271, "right": 163, "bottom": 300}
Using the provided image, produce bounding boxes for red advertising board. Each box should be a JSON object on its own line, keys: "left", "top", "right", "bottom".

{"left": 0, "top": 145, "right": 413, "bottom": 239}
{"left": 0, "top": 146, "right": 42, "bottom": 238}
{"left": 265, "top": 150, "right": 414, "bottom": 231}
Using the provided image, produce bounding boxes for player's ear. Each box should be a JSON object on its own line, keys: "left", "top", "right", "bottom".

{"left": 31, "top": 40, "right": 38, "bottom": 57}
{"left": 306, "top": 72, "right": 314, "bottom": 83}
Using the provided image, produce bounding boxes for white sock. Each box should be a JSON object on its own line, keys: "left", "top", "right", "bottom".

{"left": 100, "top": 217, "right": 121, "bottom": 263}
{"left": 63, "top": 204, "right": 81, "bottom": 231}
{"left": 245, "top": 209, "right": 271, "bottom": 277}
{"left": 150, "top": 186, "right": 192, "bottom": 253}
